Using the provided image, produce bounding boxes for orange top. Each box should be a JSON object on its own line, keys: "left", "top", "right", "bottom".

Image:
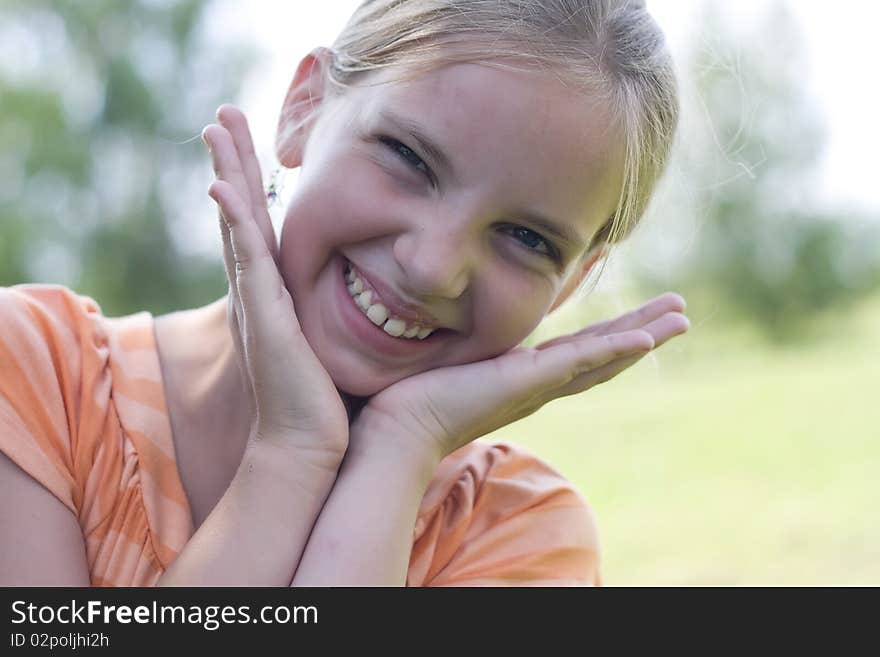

{"left": 0, "top": 284, "right": 601, "bottom": 586}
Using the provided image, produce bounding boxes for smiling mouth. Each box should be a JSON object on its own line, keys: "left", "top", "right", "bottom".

{"left": 335, "top": 256, "right": 454, "bottom": 357}
{"left": 343, "top": 258, "right": 452, "bottom": 341}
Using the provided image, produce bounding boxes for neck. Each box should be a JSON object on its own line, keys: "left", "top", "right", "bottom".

{"left": 154, "top": 296, "right": 252, "bottom": 458}
{"left": 342, "top": 392, "right": 369, "bottom": 425}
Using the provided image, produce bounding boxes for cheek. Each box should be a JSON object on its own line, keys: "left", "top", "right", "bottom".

{"left": 472, "top": 276, "right": 555, "bottom": 353}
{"left": 277, "top": 195, "right": 323, "bottom": 294}
{"left": 283, "top": 153, "right": 394, "bottom": 249}
{"left": 277, "top": 174, "right": 363, "bottom": 275}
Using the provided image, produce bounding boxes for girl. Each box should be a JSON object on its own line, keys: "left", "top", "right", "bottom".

{"left": 0, "top": 0, "right": 688, "bottom": 586}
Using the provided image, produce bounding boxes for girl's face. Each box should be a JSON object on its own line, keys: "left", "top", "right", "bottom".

{"left": 276, "top": 52, "right": 624, "bottom": 396}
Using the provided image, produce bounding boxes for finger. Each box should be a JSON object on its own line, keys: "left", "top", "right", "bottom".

{"left": 554, "top": 350, "right": 650, "bottom": 399}
{"left": 216, "top": 105, "right": 278, "bottom": 259}
{"left": 218, "top": 206, "right": 248, "bottom": 346}
{"left": 202, "top": 124, "right": 253, "bottom": 208}
{"left": 535, "top": 293, "right": 687, "bottom": 352}
{"left": 203, "top": 123, "right": 280, "bottom": 265}
{"left": 594, "top": 292, "right": 686, "bottom": 335}
{"left": 498, "top": 330, "right": 654, "bottom": 401}
{"left": 545, "top": 329, "right": 654, "bottom": 383}
{"left": 551, "top": 313, "right": 690, "bottom": 399}
{"left": 215, "top": 203, "right": 256, "bottom": 416}
{"left": 217, "top": 206, "right": 239, "bottom": 299}
{"left": 556, "top": 310, "right": 689, "bottom": 351}
{"left": 638, "top": 311, "right": 690, "bottom": 349}
{"left": 203, "top": 125, "right": 250, "bottom": 324}
{"left": 208, "top": 179, "right": 296, "bottom": 331}
{"left": 419, "top": 330, "right": 653, "bottom": 448}
{"left": 227, "top": 292, "right": 257, "bottom": 423}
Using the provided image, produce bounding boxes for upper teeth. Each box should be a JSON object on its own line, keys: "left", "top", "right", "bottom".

{"left": 345, "top": 263, "right": 436, "bottom": 340}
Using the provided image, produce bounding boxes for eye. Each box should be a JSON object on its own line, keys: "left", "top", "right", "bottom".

{"left": 378, "top": 136, "right": 432, "bottom": 180}
{"left": 502, "top": 225, "right": 559, "bottom": 260}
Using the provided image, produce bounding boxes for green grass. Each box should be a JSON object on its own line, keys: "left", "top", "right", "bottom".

{"left": 482, "top": 289, "right": 880, "bottom": 585}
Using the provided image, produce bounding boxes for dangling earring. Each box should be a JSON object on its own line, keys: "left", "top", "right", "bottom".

{"left": 265, "top": 166, "right": 288, "bottom": 207}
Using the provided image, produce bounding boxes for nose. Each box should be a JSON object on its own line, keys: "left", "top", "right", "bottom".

{"left": 392, "top": 215, "right": 476, "bottom": 300}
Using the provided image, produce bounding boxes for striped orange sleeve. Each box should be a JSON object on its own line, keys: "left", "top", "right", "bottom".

{"left": 409, "top": 441, "right": 602, "bottom": 587}
{"left": 0, "top": 284, "right": 106, "bottom": 517}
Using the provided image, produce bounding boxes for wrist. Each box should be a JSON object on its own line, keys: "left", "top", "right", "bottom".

{"left": 348, "top": 414, "right": 443, "bottom": 482}
{"left": 246, "top": 428, "right": 347, "bottom": 477}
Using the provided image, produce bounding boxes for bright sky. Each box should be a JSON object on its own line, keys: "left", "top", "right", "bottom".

{"left": 212, "top": 0, "right": 879, "bottom": 217}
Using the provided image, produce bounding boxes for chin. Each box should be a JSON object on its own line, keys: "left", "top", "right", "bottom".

{"left": 323, "top": 356, "right": 402, "bottom": 398}
{"left": 332, "top": 373, "right": 387, "bottom": 398}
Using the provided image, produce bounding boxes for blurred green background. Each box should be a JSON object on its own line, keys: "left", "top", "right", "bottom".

{"left": 1, "top": 0, "right": 877, "bottom": 584}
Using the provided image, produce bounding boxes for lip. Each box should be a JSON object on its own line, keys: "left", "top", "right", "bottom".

{"left": 334, "top": 255, "right": 452, "bottom": 358}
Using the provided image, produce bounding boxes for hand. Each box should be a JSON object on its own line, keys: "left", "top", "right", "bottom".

{"left": 202, "top": 104, "right": 349, "bottom": 465}
{"left": 351, "top": 293, "right": 690, "bottom": 462}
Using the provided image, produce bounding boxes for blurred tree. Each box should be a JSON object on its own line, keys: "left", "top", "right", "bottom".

{"left": 631, "top": 1, "right": 880, "bottom": 342}
{"left": 0, "top": 0, "right": 259, "bottom": 316}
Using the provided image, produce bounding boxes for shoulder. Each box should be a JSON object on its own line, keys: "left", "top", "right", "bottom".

{"left": 0, "top": 283, "right": 109, "bottom": 404}
{"left": 409, "top": 440, "right": 601, "bottom": 586}
{"left": 0, "top": 282, "right": 101, "bottom": 313}
{"left": 0, "top": 284, "right": 109, "bottom": 513}
{"left": 0, "top": 283, "right": 105, "bottom": 349}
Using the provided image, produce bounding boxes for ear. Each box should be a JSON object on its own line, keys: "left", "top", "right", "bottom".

{"left": 275, "top": 47, "right": 335, "bottom": 168}
{"left": 547, "top": 244, "right": 608, "bottom": 314}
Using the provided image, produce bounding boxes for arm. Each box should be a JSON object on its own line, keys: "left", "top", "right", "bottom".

{"left": 0, "top": 430, "right": 340, "bottom": 587}
{"left": 158, "top": 436, "right": 341, "bottom": 586}
{"left": 163, "top": 105, "right": 352, "bottom": 585}
{"left": 0, "top": 449, "right": 91, "bottom": 586}
{"left": 288, "top": 294, "right": 689, "bottom": 587}
{"left": 289, "top": 420, "right": 441, "bottom": 587}
{"left": 288, "top": 430, "right": 601, "bottom": 588}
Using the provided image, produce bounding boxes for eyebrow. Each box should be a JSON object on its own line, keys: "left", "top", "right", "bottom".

{"left": 378, "top": 109, "right": 589, "bottom": 252}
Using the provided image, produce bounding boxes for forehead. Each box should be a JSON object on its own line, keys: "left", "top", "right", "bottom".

{"left": 346, "top": 61, "right": 625, "bottom": 240}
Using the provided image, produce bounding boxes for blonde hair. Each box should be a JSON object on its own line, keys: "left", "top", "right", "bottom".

{"left": 291, "top": 0, "right": 678, "bottom": 292}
